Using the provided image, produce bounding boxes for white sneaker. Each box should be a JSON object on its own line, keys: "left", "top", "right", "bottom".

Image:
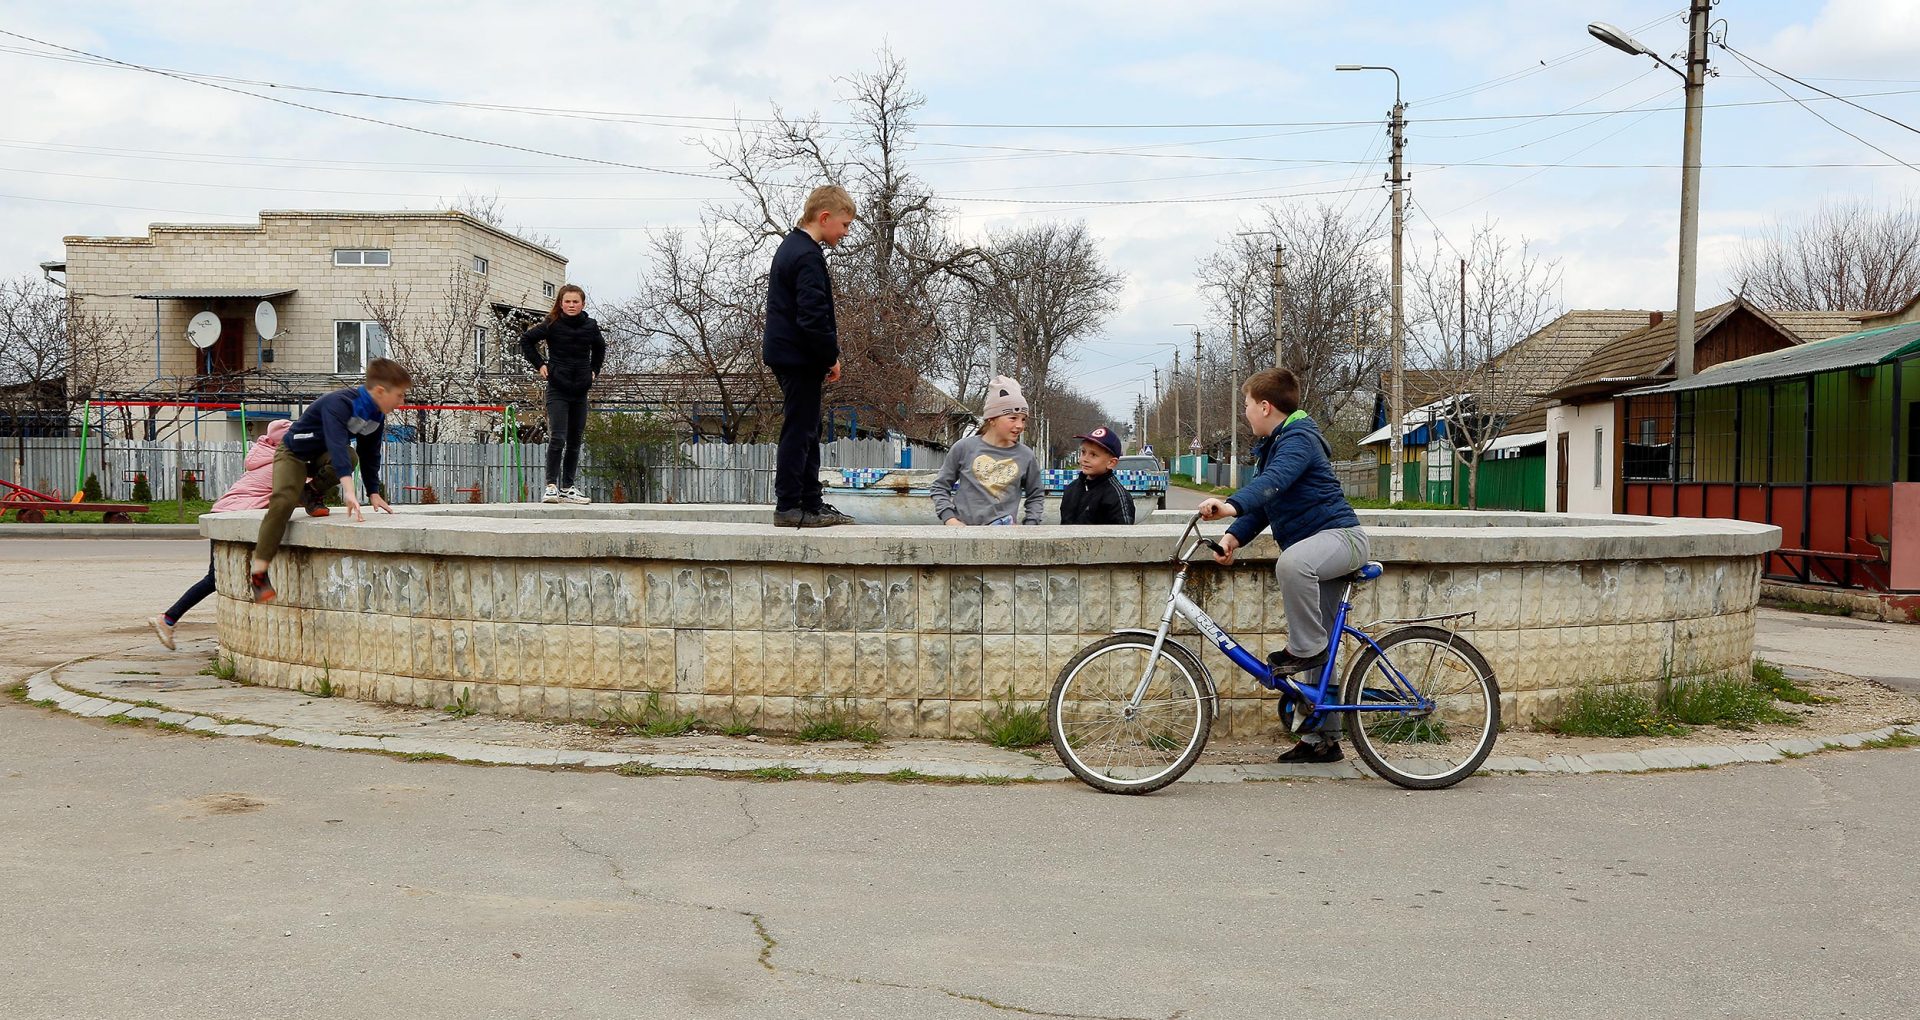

{"left": 560, "top": 486, "right": 591, "bottom": 505}
{"left": 149, "top": 615, "right": 176, "bottom": 651}
{"left": 541, "top": 483, "right": 560, "bottom": 504}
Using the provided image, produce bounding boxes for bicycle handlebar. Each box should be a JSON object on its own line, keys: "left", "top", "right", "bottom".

{"left": 1175, "top": 511, "right": 1227, "bottom": 562}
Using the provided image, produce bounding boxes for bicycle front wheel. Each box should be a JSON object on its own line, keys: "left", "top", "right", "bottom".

{"left": 1341, "top": 626, "right": 1500, "bottom": 790}
{"left": 1048, "top": 635, "right": 1212, "bottom": 795}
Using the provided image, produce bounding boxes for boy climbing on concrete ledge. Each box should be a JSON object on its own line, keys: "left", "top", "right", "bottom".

{"left": 248, "top": 357, "right": 412, "bottom": 602}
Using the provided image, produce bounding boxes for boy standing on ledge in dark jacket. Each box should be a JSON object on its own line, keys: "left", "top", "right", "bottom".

{"left": 764, "top": 184, "right": 857, "bottom": 529}
{"left": 1060, "top": 424, "right": 1135, "bottom": 525}
{"left": 1197, "top": 367, "right": 1368, "bottom": 765}
{"left": 248, "top": 357, "right": 412, "bottom": 602}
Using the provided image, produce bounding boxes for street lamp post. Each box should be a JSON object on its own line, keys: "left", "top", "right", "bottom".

{"left": 1336, "top": 63, "right": 1406, "bottom": 503}
{"left": 1590, "top": 3, "right": 1709, "bottom": 378}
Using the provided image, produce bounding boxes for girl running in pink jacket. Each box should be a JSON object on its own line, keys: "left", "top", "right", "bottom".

{"left": 149, "top": 420, "right": 317, "bottom": 649}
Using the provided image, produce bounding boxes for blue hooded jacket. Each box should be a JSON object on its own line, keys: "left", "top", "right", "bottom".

{"left": 1223, "top": 413, "right": 1360, "bottom": 550}
{"left": 284, "top": 386, "right": 387, "bottom": 497}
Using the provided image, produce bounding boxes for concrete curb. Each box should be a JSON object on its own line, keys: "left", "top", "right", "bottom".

{"left": 21, "top": 657, "right": 1920, "bottom": 784}
{"left": 0, "top": 524, "right": 203, "bottom": 539}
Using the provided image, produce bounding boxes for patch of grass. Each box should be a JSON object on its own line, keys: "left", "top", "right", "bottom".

{"left": 1751, "top": 659, "right": 1832, "bottom": 705}
{"left": 715, "top": 712, "right": 758, "bottom": 738}
{"left": 1545, "top": 685, "right": 1690, "bottom": 738}
{"left": 795, "top": 697, "right": 881, "bottom": 743}
{"left": 599, "top": 691, "right": 702, "bottom": 738}
{"left": 1372, "top": 716, "right": 1449, "bottom": 744}
{"left": 1663, "top": 675, "right": 1797, "bottom": 731}
{"left": 4, "top": 682, "right": 28, "bottom": 702}
{"left": 974, "top": 686, "right": 1049, "bottom": 749}
{"left": 402, "top": 752, "right": 455, "bottom": 763}
{"left": 1859, "top": 731, "right": 1920, "bottom": 750}
{"left": 1759, "top": 597, "right": 1854, "bottom": 617}
{"left": 750, "top": 765, "right": 802, "bottom": 780}
{"left": 1168, "top": 473, "right": 1235, "bottom": 496}
{"left": 199, "top": 656, "right": 237, "bottom": 682}
{"left": 885, "top": 768, "right": 931, "bottom": 782}
{"left": 614, "top": 761, "right": 665, "bottom": 777}
{"left": 104, "top": 713, "right": 144, "bottom": 726}
{"left": 0, "top": 498, "right": 216, "bottom": 525}
{"left": 1348, "top": 497, "right": 1460, "bottom": 511}
{"left": 446, "top": 688, "right": 476, "bottom": 719}
{"left": 314, "top": 663, "right": 335, "bottom": 699}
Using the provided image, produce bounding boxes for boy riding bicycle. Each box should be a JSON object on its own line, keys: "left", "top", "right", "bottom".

{"left": 1197, "top": 368, "right": 1369, "bottom": 764}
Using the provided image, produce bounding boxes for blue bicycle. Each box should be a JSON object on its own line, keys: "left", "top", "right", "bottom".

{"left": 1047, "top": 513, "right": 1500, "bottom": 794}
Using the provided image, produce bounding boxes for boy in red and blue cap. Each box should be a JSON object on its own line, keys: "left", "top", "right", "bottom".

{"left": 1060, "top": 424, "right": 1135, "bottom": 525}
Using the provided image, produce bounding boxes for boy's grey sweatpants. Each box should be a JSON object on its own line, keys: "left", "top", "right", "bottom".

{"left": 1277, "top": 526, "right": 1371, "bottom": 657}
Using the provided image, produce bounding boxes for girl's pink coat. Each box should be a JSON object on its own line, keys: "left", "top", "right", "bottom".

{"left": 210, "top": 419, "right": 292, "bottom": 513}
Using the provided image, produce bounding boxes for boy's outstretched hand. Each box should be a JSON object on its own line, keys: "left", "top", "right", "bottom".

{"left": 1196, "top": 498, "right": 1237, "bottom": 521}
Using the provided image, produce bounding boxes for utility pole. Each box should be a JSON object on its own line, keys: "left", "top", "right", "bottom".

{"left": 1388, "top": 85, "right": 1407, "bottom": 505}
{"left": 1192, "top": 326, "right": 1203, "bottom": 472}
{"left": 1171, "top": 349, "right": 1182, "bottom": 468}
{"left": 1589, "top": 7, "right": 1708, "bottom": 379}
{"left": 1151, "top": 367, "right": 1162, "bottom": 453}
{"left": 1272, "top": 244, "right": 1285, "bottom": 370}
{"left": 1674, "top": 0, "right": 1709, "bottom": 379}
{"left": 1229, "top": 316, "right": 1242, "bottom": 487}
{"left": 1337, "top": 63, "right": 1407, "bottom": 504}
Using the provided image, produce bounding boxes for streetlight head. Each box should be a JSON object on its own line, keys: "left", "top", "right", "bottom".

{"left": 1335, "top": 64, "right": 1365, "bottom": 72}
{"left": 1587, "top": 21, "right": 1650, "bottom": 57}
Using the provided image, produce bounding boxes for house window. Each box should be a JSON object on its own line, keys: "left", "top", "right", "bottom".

{"left": 333, "top": 249, "right": 391, "bottom": 267}
{"left": 1594, "top": 429, "right": 1604, "bottom": 488}
{"left": 474, "top": 325, "right": 489, "bottom": 368}
{"left": 334, "top": 320, "right": 389, "bottom": 374}
{"left": 472, "top": 255, "right": 489, "bottom": 275}
{"left": 542, "top": 281, "right": 555, "bottom": 298}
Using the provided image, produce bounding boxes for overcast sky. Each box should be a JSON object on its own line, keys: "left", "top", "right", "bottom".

{"left": 4, "top": 0, "right": 1918, "bottom": 418}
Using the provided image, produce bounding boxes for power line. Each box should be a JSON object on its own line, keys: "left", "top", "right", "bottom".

{"left": 1719, "top": 42, "right": 1920, "bottom": 138}
{"left": 1411, "top": 8, "right": 1682, "bottom": 108}
{"left": 1720, "top": 46, "right": 1920, "bottom": 176}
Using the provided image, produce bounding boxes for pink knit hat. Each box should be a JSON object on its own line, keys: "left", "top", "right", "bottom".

{"left": 982, "top": 375, "right": 1028, "bottom": 420}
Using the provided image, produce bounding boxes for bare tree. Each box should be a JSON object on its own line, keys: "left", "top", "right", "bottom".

{"left": 603, "top": 222, "right": 775, "bottom": 442}
{"left": 700, "top": 48, "right": 988, "bottom": 440}
{"left": 1731, "top": 197, "right": 1920, "bottom": 311}
{"left": 362, "top": 261, "right": 531, "bottom": 442}
{"left": 979, "top": 221, "right": 1124, "bottom": 443}
{"left": 1190, "top": 203, "right": 1390, "bottom": 460}
{"left": 0, "top": 272, "right": 147, "bottom": 478}
{"left": 1407, "top": 222, "right": 1563, "bottom": 508}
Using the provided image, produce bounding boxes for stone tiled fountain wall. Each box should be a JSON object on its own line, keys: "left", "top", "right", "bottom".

{"left": 204, "top": 506, "right": 1779, "bottom": 740}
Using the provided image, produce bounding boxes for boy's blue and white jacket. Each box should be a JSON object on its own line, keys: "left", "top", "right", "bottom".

{"left": 284, "top": 386, "right": 387, "bottom": 496}
{"left": 1223, "top": 414, "right": 1359, "bottom": 550}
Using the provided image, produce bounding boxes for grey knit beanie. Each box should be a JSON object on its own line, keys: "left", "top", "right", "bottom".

{"left": 982, "top": 375, "right": 1029, "bottom": 420}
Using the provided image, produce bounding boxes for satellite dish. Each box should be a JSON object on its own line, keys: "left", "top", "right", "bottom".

{"left": 254, "top": 300, "right": 279, "bottom": 341}
{"left": 186, "top": 311, "right": 221, "bottom": 349}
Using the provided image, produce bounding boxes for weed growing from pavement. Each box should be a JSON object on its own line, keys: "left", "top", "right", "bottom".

{"left": 314, "top": 663, "right": 335, "bottom": 699}
{"left": 795, "top": 697, "right": 881, "bottom": 743}
{"left": 600, "top": 691, "right": 701, "bottom": 738}
{"left": 200, "top": 656, "right": 237, "bottom": 682}
{"left": 1548, "top": 669, "right": 1807, "bottom": 738}
{"left": 614, "top": 762, "right": 665, "bottom": 777}
{"left": 446, "top": 688, "right": 476, "bottom": 719}
{"left": 974, "top": 686, "right": 1049, "bottom": 749}
{"left": 1859, "top": 731, "right": 1920, "bottom": 750}
{"left": 1750, "top": 659, "right": 1832, "bottom": 705}
{"left": 1546, "top": 685, "right": 1690, "bottom": 738}
{"left": 1664, "top": 675, "right": 1797, "bottom": 730}
{"left": 750, "top": 766, "right": 802, "bottom": 780}
{"left": 402, "top": 752, "right": 455, "bottom": 763}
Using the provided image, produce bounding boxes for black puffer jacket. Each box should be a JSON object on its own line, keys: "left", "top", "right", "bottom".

{"left": 520, "top": 312, "right": 606, "bottom": 397}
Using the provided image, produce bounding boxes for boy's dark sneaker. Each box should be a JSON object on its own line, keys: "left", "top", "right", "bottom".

{"left": 774, "top": 508, "right": 817, "bottom": 528}
{"left": 1267, "top": 648, "right": 1329, "bottom": 678}
{"left": 1277, "top": 739, "right": 1343, "bottom": 764}
{"left": 809, "top": 502, "right": 856, "bottom": 526}
{"left": 249, "top": 570, "right": 277, "bottom": 603}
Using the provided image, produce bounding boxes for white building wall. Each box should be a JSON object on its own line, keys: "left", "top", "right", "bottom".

{"left": 1546, "top": 401, "right": 1617, "bottom": 515}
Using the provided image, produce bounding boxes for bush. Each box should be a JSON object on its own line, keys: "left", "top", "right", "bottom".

{"left": 418, "top": 484, "right": 439, "bottom": 505}
{"left": 975, "top": 686, "right": 1050, "bottom": 748}
{"left": 130, "top": 472, "right": 151, "bottom": 503}
{"left": 81, "top": 474, "right": 103, "bottom": 501}
{"left": 179, "top": 472, "right": 201, "bottom": 502}
{"left": 466, "top": 484, "right": 484, "bottom": 504}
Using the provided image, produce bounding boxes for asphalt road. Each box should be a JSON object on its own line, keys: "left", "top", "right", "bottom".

{"left": 5, "top": 532, "right": 1919, "bottom": 1019}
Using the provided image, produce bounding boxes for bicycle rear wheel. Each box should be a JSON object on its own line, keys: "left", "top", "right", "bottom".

{"left": 1341, "top": 625, "right": 1499, "bottom": 790}
{"left": 1048, "top": 635, "right": 1211, "bottom": 795}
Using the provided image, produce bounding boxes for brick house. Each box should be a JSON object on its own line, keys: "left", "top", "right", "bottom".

{"left": 45, "top": 210, "right": 566, "bottom": 440}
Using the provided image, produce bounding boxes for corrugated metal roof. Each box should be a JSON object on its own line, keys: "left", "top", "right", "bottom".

{"left": 133, "top": 287, "right": 296, "bottom": 300}
{"left": 1626, "top": 321, "right": 1920, "bottom": 395}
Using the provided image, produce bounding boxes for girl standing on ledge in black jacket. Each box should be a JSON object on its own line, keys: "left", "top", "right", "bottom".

{"left": 520, "top": 283, "right": 605, "bottom": 504}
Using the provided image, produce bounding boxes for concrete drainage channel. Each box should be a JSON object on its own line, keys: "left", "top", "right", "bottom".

{"left": 16, "top": 647, "right": 1920, "bottom": 783}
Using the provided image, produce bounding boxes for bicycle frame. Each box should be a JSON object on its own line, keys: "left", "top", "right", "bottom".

{"left": 1125, "top": 521, "right": 1433, "bottom": 722}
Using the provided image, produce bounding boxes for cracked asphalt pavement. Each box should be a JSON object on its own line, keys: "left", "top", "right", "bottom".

{"left": 5, "top": 536, "right": 1920, "bottom": 1018}
{"left": 4, "top": 699, "right": 1919, "bottom": 1019}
